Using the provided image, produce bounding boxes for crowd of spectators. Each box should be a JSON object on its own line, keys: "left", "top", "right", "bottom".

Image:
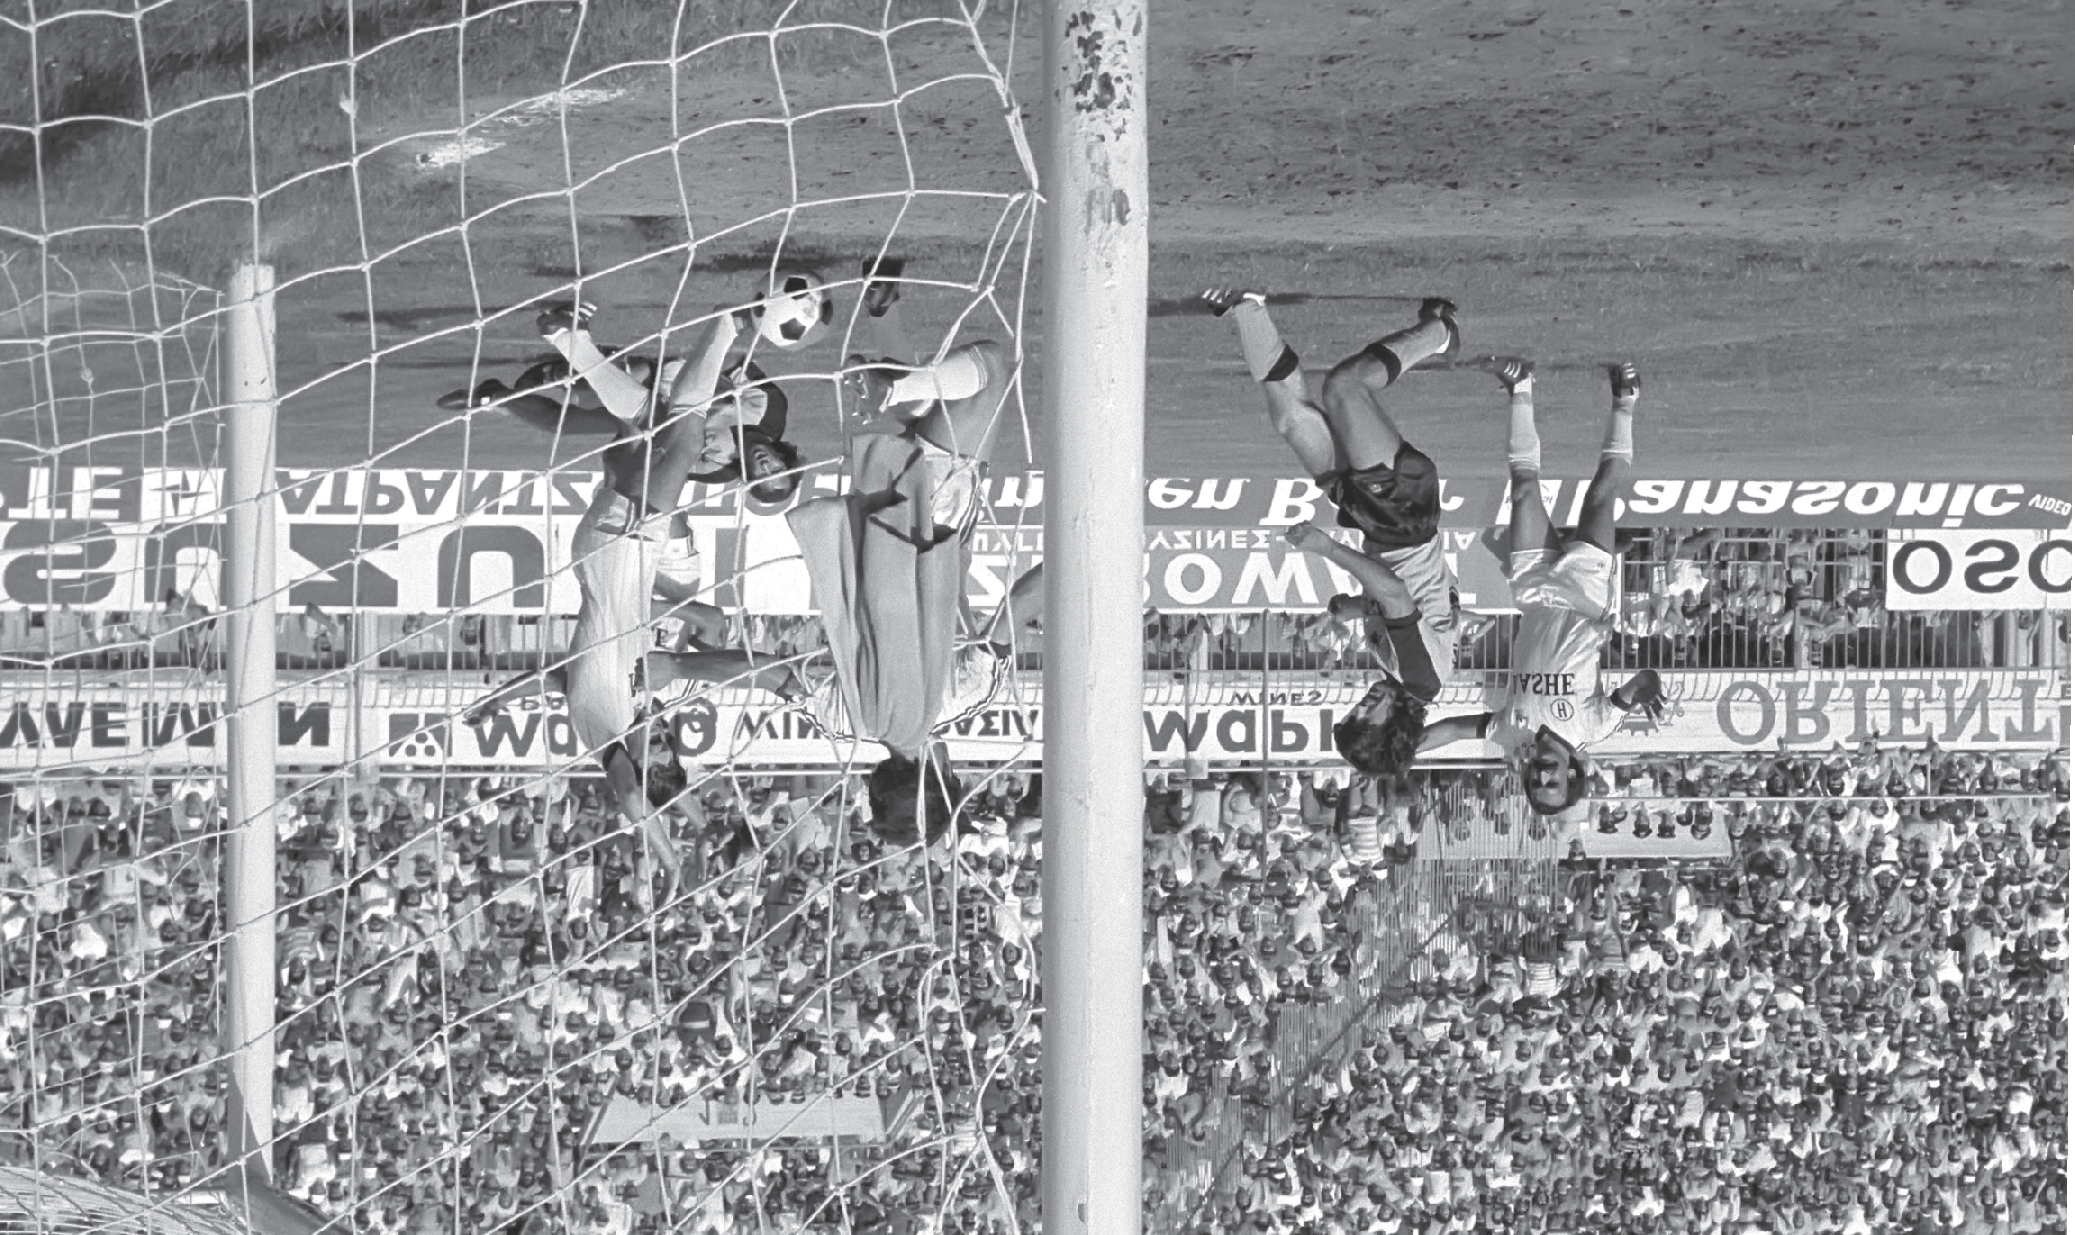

{"left": 0, "top": 728, "right": 2064, "bottom": 1235}
{"left": 0, "top": 764, "right": 1049, "bottom": 1235}
{"left": 1195, "top": 744, "right": 2071, "bottom": 1235}
{"left": 0, "top": 753, "right": 1431, "bottom": 1235}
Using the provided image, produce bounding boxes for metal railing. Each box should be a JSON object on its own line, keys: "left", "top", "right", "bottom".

{"left": 4, "top": 603, "right": 2062, "bottom": 676}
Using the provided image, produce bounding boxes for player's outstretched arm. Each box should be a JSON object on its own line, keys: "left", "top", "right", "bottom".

{"left": 661, "top": 308, "right": 748, "bottom": 418}
{"left": 463, "top": 664, "right": 569, "bottom": 725}
{"left": 1415, "top": 713, "right": 1492, "bottom": 753}
{"left": 1284, "top": 523, "right": 1415, "bottom": 618}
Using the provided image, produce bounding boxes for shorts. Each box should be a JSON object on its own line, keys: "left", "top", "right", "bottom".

{"left": 653, "top": 532, "right": 699, "bottom": 595}
{"left": 1508, "top": 541, "right": 1617, "bottom": 620}
{"left": 1318, "top": 443, "right": 1440, "bottom": 552}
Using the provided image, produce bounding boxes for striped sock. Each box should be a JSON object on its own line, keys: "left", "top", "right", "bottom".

{"left": 1232, "top": 300, "right": 1295, "bottom": 384}
{"left": 1508, "top": 381, "right": 1542, "bottom": 473}
{"left": 1361, "top": 317, "right": 1451, "bottom": 385}
{"left": 1346, "top": 813, "right": 1383, "bottom": 865}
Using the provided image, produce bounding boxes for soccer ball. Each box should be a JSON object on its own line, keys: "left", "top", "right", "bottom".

{"left": 757, "top": 270, "right": 833, "bottom": 350}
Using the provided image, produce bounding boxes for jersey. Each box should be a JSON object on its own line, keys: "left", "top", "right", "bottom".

{"left": 1318, "top": 442, "right": 1441, "bottom": 551}
{"left": 785, "top": 433, "right": 968, "bottom": 757}
{"left": 1359, "top": 608, "right": 1444, "bottom": 704}
{"left": 1489, "top": 603, "right": 1623, "bottom": 756}
{"left": 806, "top": 643, "right": 1007, "bottom": 745}
{"left": 1363, "top": 535, "right": 1460, "bottom": 688}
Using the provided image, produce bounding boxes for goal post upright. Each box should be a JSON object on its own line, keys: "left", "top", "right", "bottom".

{"left": 1038, "top": 3, "right": 1148, "bottom": 1235}
{"left": 222, "top": 261, "right": 280, "bottom": 1185}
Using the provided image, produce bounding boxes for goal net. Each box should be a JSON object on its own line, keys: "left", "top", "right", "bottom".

{"left": 1, "top": 3, "right": 1051, "bottom": 1234}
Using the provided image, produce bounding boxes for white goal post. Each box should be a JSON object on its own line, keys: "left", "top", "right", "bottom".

{"left": 1037, "top": 3, "right": 1149, "bottom": 1235}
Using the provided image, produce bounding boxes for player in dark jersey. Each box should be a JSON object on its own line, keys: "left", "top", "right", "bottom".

{"left": 1283, "top": 523, "right": 1446, "bottom": 777}
{"left": 1206, "top": 287, "right": 1463, "bottom": 778}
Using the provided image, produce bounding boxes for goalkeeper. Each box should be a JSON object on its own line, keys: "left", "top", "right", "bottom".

{"left": 465, "top": 302, "right": 755, "bottom": 861}
{"left": 648, "top": 258, "right": 1030, "bottom": 847}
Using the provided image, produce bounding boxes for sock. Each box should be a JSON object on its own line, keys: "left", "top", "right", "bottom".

{"left": 1346, "top": 813, "right": 1383, "bottom": 865}
{"left": 1507, "top": 380, "right": 1542, "bottom": 473}
{"left": 1602, "top": 388, "right": 1637, "bottom": 464}
{"left": 547, "top": 326, "right": 653, "bottom": 424}
{"left": 887, "top": 349, "right": 987, "bottom": 406}
{"left": 1360, "top": 317, "right": 1451, "bottom": 385}
{"left": 1263, "top": 344, "right": 1302, "bottom": 384}
{"left": 1231, "top": 300, "right": 1290, "bottom": 383}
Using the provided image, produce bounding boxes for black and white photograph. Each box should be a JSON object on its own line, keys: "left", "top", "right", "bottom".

{"left": 0, "top": 1, "right": 2065, "bottom": 1233}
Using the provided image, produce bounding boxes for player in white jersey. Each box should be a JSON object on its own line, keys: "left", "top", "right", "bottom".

{"left": 1417, "top": 359, "right": 1668, "bottom": 817}
{"left": 1203, "top": 286, "right": 1462, "bottom": 777}
{"left": 464, "top": 300, "right": 766, "bottom": 839}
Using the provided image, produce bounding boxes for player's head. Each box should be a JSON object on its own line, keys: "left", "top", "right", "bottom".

{"left": 1332, "top": 678, "right": 1427, "bottom": 778}
{"left": 866, "top": 745, "right": 964, "bottom": 848}
{"left": 740, "top": 428, "right": 804, "bottom": 504}
{"left": 1522, "top": 725, "right": 1591, "bottom": 817}
{"left": 644, "top": 752, "right": 689, "bottom": 810}
{"left": 598, "top": 730, "right": 686, "bottom": 822}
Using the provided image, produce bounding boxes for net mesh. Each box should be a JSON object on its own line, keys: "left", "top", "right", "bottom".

{"left": 3, "top": 2, "right": 1050, "bottom": 1233}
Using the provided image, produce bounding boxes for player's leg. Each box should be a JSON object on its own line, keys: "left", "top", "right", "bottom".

{"left": 860, "top": 256, "right": 914, "bottom": 362}
{"left": 1573, "top": 363, "right": 1640, "bottom": 555}
{"left": 660, "top": 310, "right": 746, "bottom": 416}
{"left": 651, "top": 592, "right": 727, "bottom": 650}
{"left": 1316, "top": 299, "right": 1460, "bottom": 471}
{"left": 1486, "top": 358, "right": 1559, "bottom": 561}
{"left": 1202, "top": 288, "right": 1340, "bottom": 477}
{"left": 538, "top": 302, "right": 654, "bottom": 425}
{"left": 496, "top": 389, "right": 626, "bottom": 436}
